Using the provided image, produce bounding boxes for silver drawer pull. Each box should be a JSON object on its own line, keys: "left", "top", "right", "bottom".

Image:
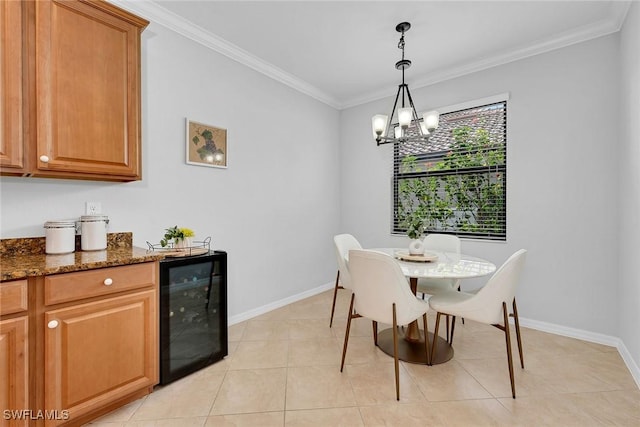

{"left": 104, "top": 278, "right": 113, "bottom": 286}
{"left": 48, "top": 320, "right": 59, "bottom": 329}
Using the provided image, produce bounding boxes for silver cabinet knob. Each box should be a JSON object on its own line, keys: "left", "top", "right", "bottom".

{"left": 48, "top": 320, "right": 59, "bottom": 329}
{"left": 39, "top": 155, "right": 50, "bottom": 163}
{"left": 103, "top": 278, "right": 113, "bottom": 286}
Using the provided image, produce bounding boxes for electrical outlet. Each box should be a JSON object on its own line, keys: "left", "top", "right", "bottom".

{"left": 85, "top": 202, "right": 102, "bottom": 215}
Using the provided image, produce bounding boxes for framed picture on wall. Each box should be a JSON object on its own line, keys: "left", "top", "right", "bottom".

{"left": 186, "top": 119, "right": 228, "bottom": 168}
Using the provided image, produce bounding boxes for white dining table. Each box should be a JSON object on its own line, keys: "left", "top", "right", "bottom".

{"left": 372, "top": 248, "right": 496, "bottom": 365}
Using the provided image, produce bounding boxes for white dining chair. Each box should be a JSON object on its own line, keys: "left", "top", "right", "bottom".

{"left": 341, "top": 249, "right": 430, "bottom": 400}
{"left": 330, "top": 234, "right": 362, "bottom": 327}
{"left": 428, "top": 249, "right": 527, "bottom": 398}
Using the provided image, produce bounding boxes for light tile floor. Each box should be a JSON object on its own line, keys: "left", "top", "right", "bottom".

{"left": 88, "top": 289, "right": 640, "bottom": 426}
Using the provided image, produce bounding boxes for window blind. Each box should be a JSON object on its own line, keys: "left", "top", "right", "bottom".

{"left": 392, "top": 101, "right": 507, "bottom": 240}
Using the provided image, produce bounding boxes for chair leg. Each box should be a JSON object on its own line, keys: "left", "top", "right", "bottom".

{"left": 340, "top": 293, "right": 355, "bottom": 372}
{"left": 392, "top": 303, "right": 400, "bottom": 401}
{"left": 449, "top": 316, "right": 456, "bottom": 346}
{"left": 372, "top": 320, "right": 378, "bottom": 346}
{"left": 502, "top": 302, "right": 516, "bottom": 399}
{"left": 512, "top": 298, "right": 524, "bottom": 369}
{"left": 329, "top": 270, "right": 340, "bottom": 328}
{"left": 430, "top": 312, "right": 442, "bottom": 365}
{"left": 422, "top": 313, "right": 430, "bottom": 365}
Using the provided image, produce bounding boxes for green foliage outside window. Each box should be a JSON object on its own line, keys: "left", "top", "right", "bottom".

{"left": 396, "top": 125, "right": 506, "bottom": 239}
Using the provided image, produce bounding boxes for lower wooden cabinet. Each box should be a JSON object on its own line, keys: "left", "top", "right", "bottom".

{"left": 0, "top": 316, "right": 29, "bottom": 427}
{"left": 0, "top": 261, "right": 158, "bottom": 426}
{"left": 44, "top": 290, "right": 157, "bottom": 426}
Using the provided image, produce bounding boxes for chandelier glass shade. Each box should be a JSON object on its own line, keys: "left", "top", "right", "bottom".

{"left": 373, "top": 22, "right": 440, "bottom": 145}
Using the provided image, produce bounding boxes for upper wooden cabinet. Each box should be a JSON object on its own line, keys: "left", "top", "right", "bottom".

{"left": 0, "top": 0, "right": 25, "bottom": 172}
{"left": 0, "top": 0, "right": 149, "bottom": 181}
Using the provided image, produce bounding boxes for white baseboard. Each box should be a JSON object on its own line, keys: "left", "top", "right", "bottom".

{"left": 618, "top": 340, "right": 640, "bottom": 390}
{"left": 227, "top": 281, "right": 334, "bottom": 326}
{"left": 517, "top": 316, "right": 640, "bottom": 389}
{"left": 517, "top": 317, "right": 620, "bottom": 347}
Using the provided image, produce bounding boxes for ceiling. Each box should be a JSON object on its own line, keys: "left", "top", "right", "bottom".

{"left": 118, "top": 1, "right": 631, "bottom": 109}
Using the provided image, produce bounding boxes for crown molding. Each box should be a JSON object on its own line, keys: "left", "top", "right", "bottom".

{"left": 109, "top": 0, "right": 342, "bottom": 109}
{"left": 340, "top": 1, "right": 633, "bottom": 109}
{"left": 110, "top": 0, "right": 631, "bottom": 111}
{"left": 612, "top": 0, "right": 634, "bottom": 30}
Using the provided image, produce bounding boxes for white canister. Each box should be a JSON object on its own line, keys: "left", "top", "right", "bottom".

{"left": 44, "top": 220, "right": 77, "bottom": 254}
{"left": 80, "top": 215, "right": 109, "bottom": 251}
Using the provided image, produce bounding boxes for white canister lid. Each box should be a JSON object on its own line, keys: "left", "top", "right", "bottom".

{"left": 80, "top": 215, "right": 109, "bottom": 223}
{"left": 44, "top": 219, "right": 77, "bottom": 229}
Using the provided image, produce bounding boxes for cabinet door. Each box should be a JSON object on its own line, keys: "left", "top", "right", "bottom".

{"left": 0, "top": 0, "right": 25, "bottom": 172}
{"left": 0, "top": 316, "right": 28, "bottom": 427}
{"left": 34, "top": 0, "right": 147, "bottom": 180}
{"left": 44, "top": 290, "right": 157, "bottom": 426}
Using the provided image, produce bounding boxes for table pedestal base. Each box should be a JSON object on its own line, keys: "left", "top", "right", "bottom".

{"left": 376, "top": 328, "right": 453, "bottom": 365}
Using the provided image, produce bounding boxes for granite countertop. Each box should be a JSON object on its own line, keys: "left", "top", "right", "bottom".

{"left": 0, "top": 233, "right": 165, "bottom": 281}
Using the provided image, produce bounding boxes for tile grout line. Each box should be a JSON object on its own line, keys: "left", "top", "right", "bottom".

{"left": 205, "top": 365, "right": 230, "bottom": 419}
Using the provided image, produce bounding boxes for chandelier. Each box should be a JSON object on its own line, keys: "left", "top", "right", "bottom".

{"left": 372, "top": 22, "right": 440, "bottom": 145}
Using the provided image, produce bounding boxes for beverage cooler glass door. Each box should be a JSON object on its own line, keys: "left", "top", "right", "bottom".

{"left": 160, "top": 252, "right": 228, "bottom": 385}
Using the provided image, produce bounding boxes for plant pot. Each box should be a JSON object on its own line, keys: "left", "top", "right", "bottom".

{"left": 408, "top": 238, "right": 424, "bottom": 255}
{"left": 174, "top": 237, "right": 193, "bottom": 251}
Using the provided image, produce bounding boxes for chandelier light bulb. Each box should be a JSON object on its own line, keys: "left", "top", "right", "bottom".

{"left": 394, "top": 126, "right": 402, "bottom": 139}
{"left": 420, "top": 122, "right": 430, "bottom": 136}
{"left": 423, "top": 110, "right": 440, "bottom": 132}
{"left": 372, "top": 114, "right": 388, "bottom": 138}
{"left": 398, "top": 108, "right": 413, "bottom": 129}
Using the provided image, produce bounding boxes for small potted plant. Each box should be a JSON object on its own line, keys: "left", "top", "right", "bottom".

{"left": 160, "top": 226, "right": 195, "bottom": 250}
{"left": 397, "top": 156, "right": 429, "bottom": 254}
{"left": 401, "top": 206, "right": 428, "bottom": 255}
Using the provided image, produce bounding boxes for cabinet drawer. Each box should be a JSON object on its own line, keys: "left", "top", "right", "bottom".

{"left": 0, "top": 279, "right": 28, "bottom": 315}
{"left": 45, "top": 263, "right": 156, "bottom": 305}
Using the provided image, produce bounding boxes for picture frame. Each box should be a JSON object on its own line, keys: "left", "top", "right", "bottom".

{"left": 186, "top": 119, "right": 228, "bottom": 168}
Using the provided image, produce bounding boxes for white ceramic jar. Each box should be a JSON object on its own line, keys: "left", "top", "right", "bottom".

{"left": 80, "top": 215, "right": 109, "bottom": 251}
{"left": 44, "top": 220, "right": 77, "bottom": 254}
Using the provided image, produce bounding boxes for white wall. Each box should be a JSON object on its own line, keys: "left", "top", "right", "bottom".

{"left": 618, "top": 2, "right": 640, "bottom": 369}
{"left": 340, "top": 34, "right": 620, "bottom": 336}
{"left": 0, "top": 23, "right": 341, "bottom": 318}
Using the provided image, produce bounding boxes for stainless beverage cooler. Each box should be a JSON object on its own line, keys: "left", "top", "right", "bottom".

{"left": 159, "top": 251, "right": 227, "bottom": 385}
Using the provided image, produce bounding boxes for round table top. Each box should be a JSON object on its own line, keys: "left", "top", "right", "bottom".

{"left": 373, "top": 248, "right": 496, "bottom": 280}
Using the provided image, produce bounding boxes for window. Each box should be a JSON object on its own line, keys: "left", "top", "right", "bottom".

{"left": 392, "top": 100, "right": 507, "bottom": 241}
